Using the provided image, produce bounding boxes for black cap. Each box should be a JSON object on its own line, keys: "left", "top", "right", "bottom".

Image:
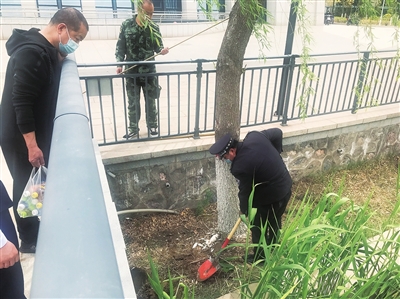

{"left": 209, "top": 133, "right": 233, "bottom": 158}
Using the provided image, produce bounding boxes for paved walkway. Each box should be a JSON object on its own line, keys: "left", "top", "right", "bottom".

{"left": 72, "top": 24, "right": 398, "bottom": 64}
{"left": 0, "top": 23, "right": 399, "bottom": 298}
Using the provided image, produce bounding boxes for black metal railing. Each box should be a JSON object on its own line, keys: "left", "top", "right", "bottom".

{"left": 78, "top": 50, "right": 400, "bottom": 146}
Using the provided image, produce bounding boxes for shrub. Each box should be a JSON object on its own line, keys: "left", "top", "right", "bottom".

{"left": 335, "top": 16, "right": 347, "bottom": 23}
{"left": 382, "top": 13, "right": 392, "bottom": 21}
{"left": 360, "top": 18, "right": 379, "bottom": 25}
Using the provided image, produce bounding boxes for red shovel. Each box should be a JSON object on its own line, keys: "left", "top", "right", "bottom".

{"left": 197, "top": 217, "right": 242, "bottom": 281}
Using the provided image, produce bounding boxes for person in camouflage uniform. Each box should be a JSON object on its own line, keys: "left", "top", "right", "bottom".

{"left": 115, "top": 0, "right": 169, "bottom": 138}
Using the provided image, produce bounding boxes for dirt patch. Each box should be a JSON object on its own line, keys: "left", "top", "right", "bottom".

{"left": 120, "top": 155, "right": 399, "bottom": 298}
{"left": 122, "top": 206, "right": 219, "bottom": 279}
{"left": 121, "top": 204, "right": 244, "bottom": 298}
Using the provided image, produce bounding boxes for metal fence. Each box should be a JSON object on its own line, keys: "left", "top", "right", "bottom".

{"left": 78, "top": 50, "right": 400, "bottom": 146}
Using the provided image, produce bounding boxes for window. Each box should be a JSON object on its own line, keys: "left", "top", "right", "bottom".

{"left": 153, "top": 0, "right": 181, "bottom": 12}
{"left": 95, "top": 0, "right": 133, "bottom": 18}
{"left": 153, "top": 0, "right": 182, "bottom": 22}
{"left": 36, "top": 0, "right": 82, "bottom": 9}
{"left": 36, "top": 0, "right": 82, "bottom": 17}
{"left": 0, "top": 0, "right": 22, "bottom": 17}
{"left": 96, "top": 0, "right": 133, "bottom": 9}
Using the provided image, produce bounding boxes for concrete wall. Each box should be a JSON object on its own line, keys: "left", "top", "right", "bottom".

{"left": 0, "top": 16, "right": 228, "bottom": 40}
{"left": 102, "top": 106, "right": 400, "bottom": 212}
{"left": 267, "top": 0, "right": 325, "bottom": 26}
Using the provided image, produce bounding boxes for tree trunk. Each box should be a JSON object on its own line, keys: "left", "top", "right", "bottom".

{"left": 214, "top": 1, "right": 254, "bottom": 234}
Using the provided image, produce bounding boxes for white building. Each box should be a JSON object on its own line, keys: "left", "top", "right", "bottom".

{"left": 0, "top": 0, "right": 324, "bottom": 40}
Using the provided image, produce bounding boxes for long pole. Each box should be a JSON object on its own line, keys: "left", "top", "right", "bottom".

{"left": 275, "top": 1, "right": 298, "bottom": 117}
{"left": 121, "top": 17, "right": 230, "bottom": 74}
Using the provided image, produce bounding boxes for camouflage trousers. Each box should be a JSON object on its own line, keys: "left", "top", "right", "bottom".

{"left": 125, "top": 76, "right": 160, "bottom": 133}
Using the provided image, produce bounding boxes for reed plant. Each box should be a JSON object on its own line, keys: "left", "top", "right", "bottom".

{"left": 231, "top": 165, "right": 400, "bottom": 298}
{"left": 147, "top": 250, "right": 195, "bottom": 299}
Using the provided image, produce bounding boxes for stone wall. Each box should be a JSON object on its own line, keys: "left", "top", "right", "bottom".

{"left": 104, "top": 116, "right": 400, "bottom": 212}
{"left": 107, "top": 153, "right": 217, "bottom": 211}
{"left": 283, "top": 123, "right": 400, "bottom": 181}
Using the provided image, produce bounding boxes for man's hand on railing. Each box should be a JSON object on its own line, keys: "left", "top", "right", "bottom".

{"left": 116, "top": 66, "right": 123, "bottom": 74}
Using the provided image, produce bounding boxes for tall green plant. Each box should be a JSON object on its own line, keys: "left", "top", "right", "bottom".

{"left": 147, "top": 250, "right": 195, "bottom": 299}
{"left": 232, "top": 188, "right": 400, "bottom": 298}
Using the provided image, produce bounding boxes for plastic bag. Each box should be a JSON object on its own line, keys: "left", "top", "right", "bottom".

{"left": 17, "top": 166, "right": 47, "bottom": 218}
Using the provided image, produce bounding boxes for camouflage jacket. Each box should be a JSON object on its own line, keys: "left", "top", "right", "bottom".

{"left": 115, "top": 15, "right": 164, "bottom": 74}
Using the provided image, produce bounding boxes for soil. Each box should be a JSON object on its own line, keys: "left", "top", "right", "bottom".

{"left": 120, "top": 155, "right": 399, "bottom": 299}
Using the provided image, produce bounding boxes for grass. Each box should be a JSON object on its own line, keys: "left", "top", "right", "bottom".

{"left": 333, "top": 16, "right": 394, "bottom": 26}
{"left": 292, "top": 155, "right": 399, "bottom": 235}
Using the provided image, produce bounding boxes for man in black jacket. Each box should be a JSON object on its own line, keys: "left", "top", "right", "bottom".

{"left": 0, "top": 8, "right": 88, "bottom": 253}
{"left": 210, "top": 128, "right": 292, "bottom": 262}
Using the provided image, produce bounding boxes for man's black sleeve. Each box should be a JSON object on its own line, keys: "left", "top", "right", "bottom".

{"left": 12, "top": 48, "right": 50, "bottom": 134}
{"left": 236, "top": 174, "right": 254, "bottom": 215}
{"left": 261, "top": 128, "right": 283, "bottom": 153}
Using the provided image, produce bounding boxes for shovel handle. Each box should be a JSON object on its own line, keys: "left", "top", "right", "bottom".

{"left": 221, "top": 217, "right": 242, "bottom": 249}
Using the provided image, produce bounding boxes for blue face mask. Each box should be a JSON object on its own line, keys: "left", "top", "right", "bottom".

{"left": 224, "top": 159, "right": 232, "bottom": 165}
{"left": 59, "top": 27, "right": 79, "bottom": 55}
